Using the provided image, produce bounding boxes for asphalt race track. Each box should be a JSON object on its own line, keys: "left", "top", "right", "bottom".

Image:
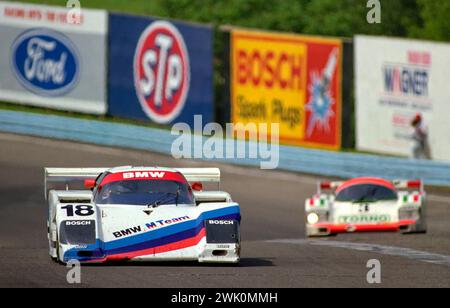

{"left": 0, "top": 132, "right": 449, "bottom": 288}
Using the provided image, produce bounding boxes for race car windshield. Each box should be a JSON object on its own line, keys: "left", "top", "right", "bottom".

{"left": 94, "top": 180, "right": 194, "bottom": 206}
{"left": 335, "top": 184, "right": 398, "bottom": 203}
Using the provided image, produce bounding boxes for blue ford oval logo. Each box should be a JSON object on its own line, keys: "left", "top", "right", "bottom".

{"left": 11, "top": 28, "right": 80, "bottom": 96}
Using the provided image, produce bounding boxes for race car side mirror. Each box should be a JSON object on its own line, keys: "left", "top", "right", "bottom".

{"left": 191, "top": 182, "right": 203, "bottom": 192}
{"left": 84, "top": 179, "right": 96, "bottom": 190}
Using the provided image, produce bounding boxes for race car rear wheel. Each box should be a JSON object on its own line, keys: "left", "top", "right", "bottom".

{"left": 402, "top": 208, "right": 427, "bottom": 234}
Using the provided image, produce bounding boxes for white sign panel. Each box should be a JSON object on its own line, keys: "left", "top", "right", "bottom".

{"left": 355, "top": 35, "right": 450, "bottom": 162}
{"left": 0, "top": 1, "right": 107, "bottom": 114}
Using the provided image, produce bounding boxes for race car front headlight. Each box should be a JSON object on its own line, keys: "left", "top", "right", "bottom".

{"left": 307, "top": 213, "right": 320, "bottom": 225}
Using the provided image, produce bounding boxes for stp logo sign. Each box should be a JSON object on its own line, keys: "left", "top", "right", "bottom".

{"left": 133, "top": 21, "right": 190, "bottom": 124}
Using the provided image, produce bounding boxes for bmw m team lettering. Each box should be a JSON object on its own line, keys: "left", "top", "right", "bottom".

{"left": 113, "top": 226, "right": 142, "bottom": 238}
{"left": 113, "top": 215, "right": 191, "bottom": 238}
{"left": 146, "top": 216, "right": 190, "bottom": 229}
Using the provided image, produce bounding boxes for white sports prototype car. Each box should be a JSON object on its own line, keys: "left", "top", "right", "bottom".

{"left": 305, "top": 177, "right": 427, "bottom": 237}
{"left": 46, "top": 167, "right": 241, "bottom": 264}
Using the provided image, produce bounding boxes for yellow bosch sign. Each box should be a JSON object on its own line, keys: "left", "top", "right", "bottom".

{"left": 231, "top": 29, "right": 342, "bottom": 149}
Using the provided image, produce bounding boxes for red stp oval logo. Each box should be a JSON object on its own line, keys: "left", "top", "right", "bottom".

{"left": 133, "top": 21, "right": 190, "bottom": 123}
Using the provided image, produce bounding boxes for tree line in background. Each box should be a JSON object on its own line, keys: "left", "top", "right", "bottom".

{"left": 24, "top": 0, "right": 450, "bottom": 42}
{"left": 155, "top": 0, "right": 449, "bottom": 42}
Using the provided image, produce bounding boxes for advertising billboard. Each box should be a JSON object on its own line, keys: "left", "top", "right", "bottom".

{"left": 0, "top": 1, "right": 107, "bottom": 114}
{"left": 231, "top": 29, "right": 342, "bottom": 149}
{"left": 355, "top": 35, "right": 450, "bottom": 162}
{"left": 108, "top": 13, "right": 214, "bottom": 126}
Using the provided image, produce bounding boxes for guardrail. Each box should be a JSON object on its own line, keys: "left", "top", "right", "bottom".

{"left": 1, "top": 110, "right": 450, "bottom": 186}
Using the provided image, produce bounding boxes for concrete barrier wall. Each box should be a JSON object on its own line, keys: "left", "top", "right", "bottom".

{"left": 1, "top": 110, "right": 449, "bottom": 186}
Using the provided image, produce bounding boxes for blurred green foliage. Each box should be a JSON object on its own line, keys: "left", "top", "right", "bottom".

{"left": 154, "top": 0, "right": 449, "bottom": 42}
{"left": 19, "top": 0, "right": 449, "bottom": 42}
{"left": 413, "top": 0, "right": 450, "bottom": 41}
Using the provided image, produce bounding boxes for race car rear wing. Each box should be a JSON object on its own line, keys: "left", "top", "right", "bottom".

{"left": 45, "top": 168, "right": 106, "bottom": 199}
{"left": 44, "top": 167, "right": 221, "bottom": 199}
{"left": 317, "top": 181, "right": 344, "bottom": 194}
{"left": 175, "top": 168, "right": 221, "bottom": 184}
{"left": 317, "top": 179, "right": 424, "bottom": 195}
{"left": 392, "top": 180, "right": 424, "bottom": 193}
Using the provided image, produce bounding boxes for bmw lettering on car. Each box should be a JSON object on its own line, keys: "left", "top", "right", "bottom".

{"left": 46, "top": 166, "right": 241, "bottom": 264}
{"left": 305, "top": 177, "right": 427, "bottom": 237}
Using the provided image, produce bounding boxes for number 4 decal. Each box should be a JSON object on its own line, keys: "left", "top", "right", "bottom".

{"left": 61, "top": 205, "right": 94, "bottom": 217}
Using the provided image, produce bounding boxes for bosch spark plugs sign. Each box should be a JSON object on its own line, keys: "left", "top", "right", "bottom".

{"left": 108, "top": 14, "right": 213, "bottom": 126}
{"left": 355, "top": 35, "right": 450, "bottom": 162}
{"left": 231, "top": 29, "right": 342, "bottom": 150}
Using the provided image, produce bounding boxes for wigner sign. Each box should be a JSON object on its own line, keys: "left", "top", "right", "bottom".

{"left": 355, "top": 35, "right": 450, "bottom": 162}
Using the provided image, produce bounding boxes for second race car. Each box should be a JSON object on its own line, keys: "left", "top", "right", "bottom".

{"left": 305, "top": 177, "right": 427, "bottom": 237}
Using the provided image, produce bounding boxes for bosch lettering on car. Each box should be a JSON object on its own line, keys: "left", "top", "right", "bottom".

{"left": 11, "top": 28, "right": 80, "bottom": 96}
{"left": 65, "top": 220, "right": 93, "bottom": 226}
{"left": 208, "top": 220, "right": 235, "bottom": 225}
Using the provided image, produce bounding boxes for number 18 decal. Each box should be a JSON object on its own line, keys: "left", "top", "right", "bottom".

{"left": 61, "top": 205, "right": 94, "bottom": 217}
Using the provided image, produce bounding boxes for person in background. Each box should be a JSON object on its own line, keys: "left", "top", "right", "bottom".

{"left": 411, "top": 113, "right": 431, "bottom": 160}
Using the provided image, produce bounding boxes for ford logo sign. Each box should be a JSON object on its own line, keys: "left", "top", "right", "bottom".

{"left": 11, "top": 28, "right": 80, "bottom": 96}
